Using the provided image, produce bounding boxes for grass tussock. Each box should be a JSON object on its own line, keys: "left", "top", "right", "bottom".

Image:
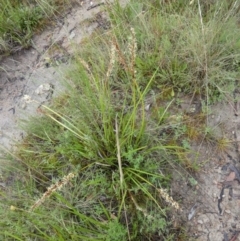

{"left": 109, "top": 0, "right": 240, "bottom": 102}
{"left": 0, "top": 0, "right": 72, "bottom": 55}
{"left": 1, "top": 0, "right": 240, "bottom": 240}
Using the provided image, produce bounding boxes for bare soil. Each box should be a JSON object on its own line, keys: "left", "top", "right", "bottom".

{"left": 172, "top": 100, "right": 240, "bottom": 241}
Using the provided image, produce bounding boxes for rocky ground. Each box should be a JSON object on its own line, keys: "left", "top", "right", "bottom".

{"left": 0, "top": 0, "right": 240, "bottom": 240}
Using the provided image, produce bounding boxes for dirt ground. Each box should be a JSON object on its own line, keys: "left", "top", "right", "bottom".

{"left": 171, "top": 100, "right": 240, "bottom": 241}
{"left": 1, "top": 0, "right": 240, "bottom": 240}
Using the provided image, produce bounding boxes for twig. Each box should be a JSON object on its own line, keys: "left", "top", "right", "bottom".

{"left": 115, "top": 116, "right": 124, "bottom": 188}
{"left": 87, "top": 2, "right": 104, "bottom": 11}
{"left": 197, "top": 0, "right": 209, "bottom": 124}
{"left": 115, "top": 117, "right": 130, "bottom": 240}
{"left": 129, "top": 192, "right": 154, "bottom": 219}
{"left": 229, "top": 231, "right": 240, "bottom": 241}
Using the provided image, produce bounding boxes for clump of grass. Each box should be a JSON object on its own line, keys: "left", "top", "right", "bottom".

{"left": 216, "top": 136, "right": 231, "bottom": 153}
{"left": 1, "top": 0, "right": 240, "bottom": 240}
{"left": 109, "top": 0, "right": 240, "bottom": 103}
{"left": 2, "top": 18, "right": 181, "bottom": 241}
{"left": 0, "top": 0, "right": 72, "bottom": 55}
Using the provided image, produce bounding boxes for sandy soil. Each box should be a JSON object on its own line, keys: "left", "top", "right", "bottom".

{"left": 1, "top": 0, "right": 240, "bottom": 240}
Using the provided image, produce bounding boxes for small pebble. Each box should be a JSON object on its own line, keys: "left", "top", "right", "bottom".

{"left": 69, "top": 31, "right": 76, "bottom": 40}
{"left": 145, "top": 104, "right": 151, "bottom": 111}
{"left": 198, "top": 220, "right": 203, "bottom": 224}
{"left": 225, "top": 209, "right": 231, "bottom": 214}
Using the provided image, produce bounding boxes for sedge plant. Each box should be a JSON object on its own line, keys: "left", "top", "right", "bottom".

{"left": 1, "top": 22, "right": 181, "bottom": 241}
{"left": 2, "top": 0, "right": 240, "bottom": 240}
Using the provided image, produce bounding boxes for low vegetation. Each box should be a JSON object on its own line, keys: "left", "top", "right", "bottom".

{"left": 0, "top": 0, "right": 240, "bottom": 240}
{"left": 0, "top": 0, "right": 72, "bottom": 55}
